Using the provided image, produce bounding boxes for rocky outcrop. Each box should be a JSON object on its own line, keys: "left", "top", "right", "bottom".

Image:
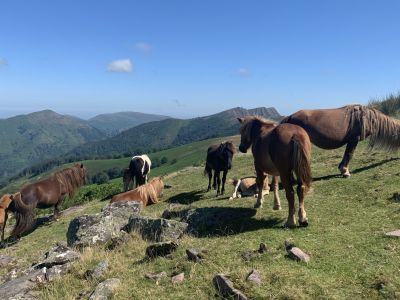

{"left": 67, "top": 202, "right": 142, "bottom": 248}
{"left": 89, "top": 278, "right": 121, "bottom": 300}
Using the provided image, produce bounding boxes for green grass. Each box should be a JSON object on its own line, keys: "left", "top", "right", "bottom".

{"left": 2, "top": 140, "right": 400, "bottom": 299}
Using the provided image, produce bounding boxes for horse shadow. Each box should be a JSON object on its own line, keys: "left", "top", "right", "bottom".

{"left": 167, "top": 190, "right": 204, "bottom": 205}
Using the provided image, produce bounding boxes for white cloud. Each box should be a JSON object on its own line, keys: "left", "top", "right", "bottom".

{"left": 237, "top": 67, "right": 251, "bottom": 77}
{"left": 0, "top": 58, "right": 8, "bottom": 66}
{"left": 107, "top": 59, "right": 133, "bottom": 73}
{"left": 134, "top": 42, "right": 153, "bottom": 53}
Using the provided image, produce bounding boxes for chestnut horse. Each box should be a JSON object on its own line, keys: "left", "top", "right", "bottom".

{"left": 204, "top": 141, "right": 235, "bottom": 196}
{"left": 281, "top": 104, "right": 400, "bottom": 177}
{"left": 238, "top": 116, "right": 312, "bottom": 228}
{"left": 0, "top": 193, "right": 15, "bottom": 245}
{"left": 123, "top": 155, "right": 152, "bottom": 191}
{"left": 11, "top": 164, "right": 88, "bottom": 237}
{"left": 229, "top": 176, "right": 270, "bottom": 200}
{"left": 111, "top": 177, "right": 164, "bottom": 207}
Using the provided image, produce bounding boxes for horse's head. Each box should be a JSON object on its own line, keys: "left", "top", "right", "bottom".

{"left": 76, "top": 163, "right": 89, "bottom": 185}
{"left": 238, "top": 116, "right": 276, "bottom": 153}
{"left": 123, "top": 168, "right": 132, "bottom": 192}
{"left": 218, "top": 141, "right": 235, "bottom": 170}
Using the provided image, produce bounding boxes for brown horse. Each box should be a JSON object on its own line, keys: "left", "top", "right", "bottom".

{"left": 111, "top": 177, "right": 164, "bottom": 207}
{"left": 238, "top": 116, "right": 312, "bottom": 228}
{"left": 0, "top": 193, "right": 15, "bottom": 244}
{"left": 204, "top": 141, "right": 235, "bottom": 196}
{"left": 281, "top": 104, "right": 400, "bottom": 177}
{"left": 11, "top": 164, "right": 88, "bottom": 237}
{"left": 229, "top": 176, "right": 270, "bottom": 200}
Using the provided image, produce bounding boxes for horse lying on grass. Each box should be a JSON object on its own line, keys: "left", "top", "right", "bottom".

{"left": 0, "top": 193, "right": 16, "bottom": 245}
{"left": 111, "top": 177, "right": 164, "bottom": 207}
{"left": 229, "top": 176, "right": 271, "bottom": 200}
{"left": 238, "top": 116, "right": 312, "bottom": 228}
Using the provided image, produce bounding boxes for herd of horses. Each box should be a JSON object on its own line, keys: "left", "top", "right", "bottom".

{"left": 1, "top": 104, "right": 400, "bottom": 246}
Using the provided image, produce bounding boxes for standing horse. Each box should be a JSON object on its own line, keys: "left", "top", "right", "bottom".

{"left": 204, "top": 141, "right": 235, "bottom": 196}
{"left": 281, "top": 104, "right": 400, "bottom": 177}
{"left": 111, "top": 177, "right": 164, "bottom": 207}
{"left": 123, "top": 155, "right": 152, "bottom": 191}
{"left": 238, "top": 116, "right": 312, "bottom": 228}
{"left": 11, "top": 164, "right": 87, "bottom": 237}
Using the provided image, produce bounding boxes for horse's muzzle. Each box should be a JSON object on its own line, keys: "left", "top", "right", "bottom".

{"left": 239, "top": 145, "right": 247, "bottom": 153}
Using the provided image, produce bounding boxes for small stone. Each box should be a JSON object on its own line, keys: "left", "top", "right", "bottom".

{"left": 146, "top": 241, "right": 178, "bottom": 258}
{"left": 258, "top": 243, "right": 268, "bottom": 253}
{"left": 385, "top": 230, "right": 400, "bottom": 237}
{"left": 287, "top": 247, "right": 310, "bottom": 262}
{"left": 89, "top": 278, "right": 121, "bottom": 300}
{"left": 284, "top": 239, "right": 295, "bottom": 250}
{"left": 171, "top": 272, "right": 184, "bottom": 284}
{"left": 213, "top": 274, "right": 248, "bottom": 300}
{"left": 241, "top": 251, "right": 256, "bottom": 262}
{"left": 145, "top": 271, "right": 166, "bottom": 283}
{"left": 186, "top": 248, "right": 206, "bottom": 262}
{"left": 85, "top": 261, "right": 109, "bottom": 280}
{"left": 246, "top": 269, "right": 262, "bottom": 285}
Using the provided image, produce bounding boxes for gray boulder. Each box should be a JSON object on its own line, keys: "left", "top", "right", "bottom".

{"left": 125, "top": 215, "right": 188, "bottom": 242}
{"left": 33, "top": 244, "right": 80, "bottom": 269}
{"left": 85, "top": 261, "right": 109, "bottom": 280}
{"left": 89, "top": 278, "right": 121, "bottom": 300}
{"left": 67, "top": 202, "right": 142, "bottom": 248}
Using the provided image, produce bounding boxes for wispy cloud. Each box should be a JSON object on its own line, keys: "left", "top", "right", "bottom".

{"left": 0, "top": 58, "right": 8, "bottom": 67}
{"left": 134, "top": 42, "right": 153, "bottom": 53}
{"left": 107, "top": 59, "right": 133, "bottom": 73}
{"left": 237, "top": 67, "right": 251, "bottom": 77}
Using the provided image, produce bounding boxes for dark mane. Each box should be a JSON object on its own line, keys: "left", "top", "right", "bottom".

{"left": 221, "top": 141, "right": 236, "bottom": 153}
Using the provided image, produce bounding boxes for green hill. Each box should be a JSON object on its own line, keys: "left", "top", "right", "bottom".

{"left": 0, "top": 110, "right": 104, "bottom": 182}
{"left": 88, "top": 111, "right": 170, "bottom": 136}
{"left": 66, "top": 107, "right": 282, "bottom": 160}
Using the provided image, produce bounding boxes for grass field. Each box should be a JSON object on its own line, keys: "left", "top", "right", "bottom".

{"left": 1, "top": 139, "right": 400, "bottom": 299}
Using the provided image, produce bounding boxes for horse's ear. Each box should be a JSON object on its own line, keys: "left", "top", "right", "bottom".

{"left": 80, "top": 163, "right": 84, "bottom": 168}
{"left": 237, "top": 117, "right": 244, "bottom": 124}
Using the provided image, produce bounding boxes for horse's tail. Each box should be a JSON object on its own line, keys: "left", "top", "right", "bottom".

{"left": 11, "top": 192, "right": 36, "bottom": 237}
{"left": 292, "top": 136, "right": 312, "bottom": 193}
{"left": 361, "top": 106, "right": 400, "bottom": 151}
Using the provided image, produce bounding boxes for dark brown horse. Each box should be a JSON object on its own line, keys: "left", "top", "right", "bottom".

{"left": 238, "top": 116, "right": 312, "bottom": 228}
{"left": 204, "top": 141, "right": 235, "bottom": 196}
{"left": 281, "top": 104, "right": 400, "bottom": 177}
{"left": 11, "top": 164, "right": 88, "bottom": 237}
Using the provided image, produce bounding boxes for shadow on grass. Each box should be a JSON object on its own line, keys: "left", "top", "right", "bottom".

{"left": 313, "top": 157, "right": 400, "bottom": 182}
{"left": 167, "top": 190, "right": 204, "bottom": 204}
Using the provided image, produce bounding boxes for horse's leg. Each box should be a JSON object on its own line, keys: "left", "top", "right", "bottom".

{"left": 254, "top": 169, "right": 267, "bottom": 208}
{"left": 213, "top": 170, "right": 217, "bottom": 190}
{"left": 280, "top": 174, "right": 296, "bottom": 228}
{"left": 338, "top": 137, "right": 359, "bottom": 177}
{"left": 272, "top": 176, "right": 282, "bottom": 210}
{"left": 207, "top": 169, "right": 212, "bottom": 191}
{"left": 216, "top": 171, "right": 222, "bottom": 196}
{"left": 0, "top": 212, "right": 7, "bottom": 246}
{"left": 297, "top": 183, "right": 308, "bottom": 227}
{"left": 221, "top": 170, "right": 228, "bottom": 195}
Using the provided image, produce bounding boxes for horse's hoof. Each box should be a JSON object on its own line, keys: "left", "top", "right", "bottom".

{"left": 254, "top": 203, "right": 263, "bottom": 209}
{"left": 284, "top": 222, "right": 296, "bottom": 229}
{"left": 229, "top": 197, "right": 233, "bottom": 200}
{"left": 342, "top": 173, "right": 351, "bottom": 178}
{"left": 273, "top": 205, "right": 282, "bottom": 211}
{"left": 299, "top": 220, "right": 309, "bottom": 227}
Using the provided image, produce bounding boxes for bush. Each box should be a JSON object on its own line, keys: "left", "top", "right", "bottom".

{"left": 161, "top": 156, "right": 168, "bottom": 164}
{"left": 92, "top": 172, "right": 110, "bottom": 184}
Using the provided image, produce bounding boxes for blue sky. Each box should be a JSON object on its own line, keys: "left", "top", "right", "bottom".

{"left": 0, "top": 0, "right": 399, "bottom": 119}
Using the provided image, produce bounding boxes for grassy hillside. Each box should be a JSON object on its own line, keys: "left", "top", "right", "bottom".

{"left": 0, "top": 110, "right": 104, "bottom": 182}
{"left": 65, "top": 107, "right": 282, "bottom": 160}
{"left": 88, "top": 111, "right": 170, "bottom": 136}
{"left": 1, "top": 140, "right": 400, "bottom": 299}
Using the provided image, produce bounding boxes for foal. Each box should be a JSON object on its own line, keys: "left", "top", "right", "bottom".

{"left": 238, "top": 116, "right": 312, "bottom": 228}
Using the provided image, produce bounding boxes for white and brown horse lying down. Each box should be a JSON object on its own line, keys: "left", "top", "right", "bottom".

{"left": 111, "top": 177, "right": 164, "bottom": 207}
{"left": 229, "top": 176, "right": 272, "bottom": 200}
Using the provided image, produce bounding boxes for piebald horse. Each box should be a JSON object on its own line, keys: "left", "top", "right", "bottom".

{"left": 281, "top": 104, "right": 400, "bottom": 177}
{"left": 123, "top": 154, "right": 152, "bottom": 191}
{"left": 238, "top": 116, "right": 312, "bottom": 228}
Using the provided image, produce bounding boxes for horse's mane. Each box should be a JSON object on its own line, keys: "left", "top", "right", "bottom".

{"left": 220, "top": 141, "right": 236, "bottom": 153}
{"left": 0, "top": 194, "right": 13, "bottom": 210}
{"left": 239, "top": 116, "right": 277, "bottom": 139}
{"left": 52, "top": 164, "right": 87, "bottom": 198}
{"left": 345, "top": 104, "right": 400, "bottom": 151}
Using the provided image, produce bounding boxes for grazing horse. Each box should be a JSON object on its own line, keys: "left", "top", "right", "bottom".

{"left": 281, "top": 104, "right": 400, "bottom": 177}
{"left": 111, "top": 177, "right": 164, "bottom": 207}
{"left": 238, "top": 116, "right": 312, "bottom": 228}
{"left": 0, "top": 193, "right": 15, "bottom": 245}
{"left": 11, "top": 164, "right": 88, "bottom": 238}
{"left": 204, "top": 141, "right": 235, "bottom": 196}
{"left": 229, "top": 176, "right": 271, "bottom": 200}
{"left": 123, "top": 155, "right": 152, "bottom": 191}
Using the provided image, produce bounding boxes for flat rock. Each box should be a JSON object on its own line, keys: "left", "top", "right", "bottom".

{"left": 67, "top": 201, "right": 142, "bottom": 249}
{"left": 385, "top": 230, "right": 400, "bottom": 237}
{"left": 171, "top": 272, "right": 184, "bottom": 284}
{"left": 287, "top": 247, "right": 310, "bottom": 262}
{"left": 85, "top": 261, "right": 109, "bottom": 280}
{"left": 0, "top": 255, "right": 17, "bottom": 268}
{"left": 0, "top": 269, "right": 42, "bottom": 299}
{"left": 44, "top": 263, "right": 72, "bottom": 282}
{"left": 213, "top": 274, "right": 248, "bottom": 300}
{"left": 89, "top": 278, "right": 121, "bottom": 300}
{"left": 246, "top": 269, "right": 262, "bottom": 285}
{"left": 125, "top": 215, "right": 188, "bottom": 242}
{"left": 33, "top": 244, "right": 80, "bottom": 269}
{"left": 146, "top": 241, "right": 179, "bottom": 258}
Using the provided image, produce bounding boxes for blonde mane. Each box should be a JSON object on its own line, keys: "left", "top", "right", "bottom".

{"left": 240, "top": 116, "right": 277, "bottom": 140}
{"left": 51, "top": 164, "right": 87, "bottom": 198}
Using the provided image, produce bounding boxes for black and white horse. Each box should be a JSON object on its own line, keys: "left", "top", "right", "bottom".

{"left": 123, "top": 154, "right": 152, "bottom": 191}
{"left": 204, "top": 141, "right": 235, "bottom": 196}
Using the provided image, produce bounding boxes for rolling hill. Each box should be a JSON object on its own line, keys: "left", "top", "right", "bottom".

{"left": 0, "top": 110, "right": 105, "bottom": 180}
{"left": 66, "top": 107, "right": 282, "bottom": 160}
{"left": 88, "top": 111, "right": 170, "bottom": 136}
